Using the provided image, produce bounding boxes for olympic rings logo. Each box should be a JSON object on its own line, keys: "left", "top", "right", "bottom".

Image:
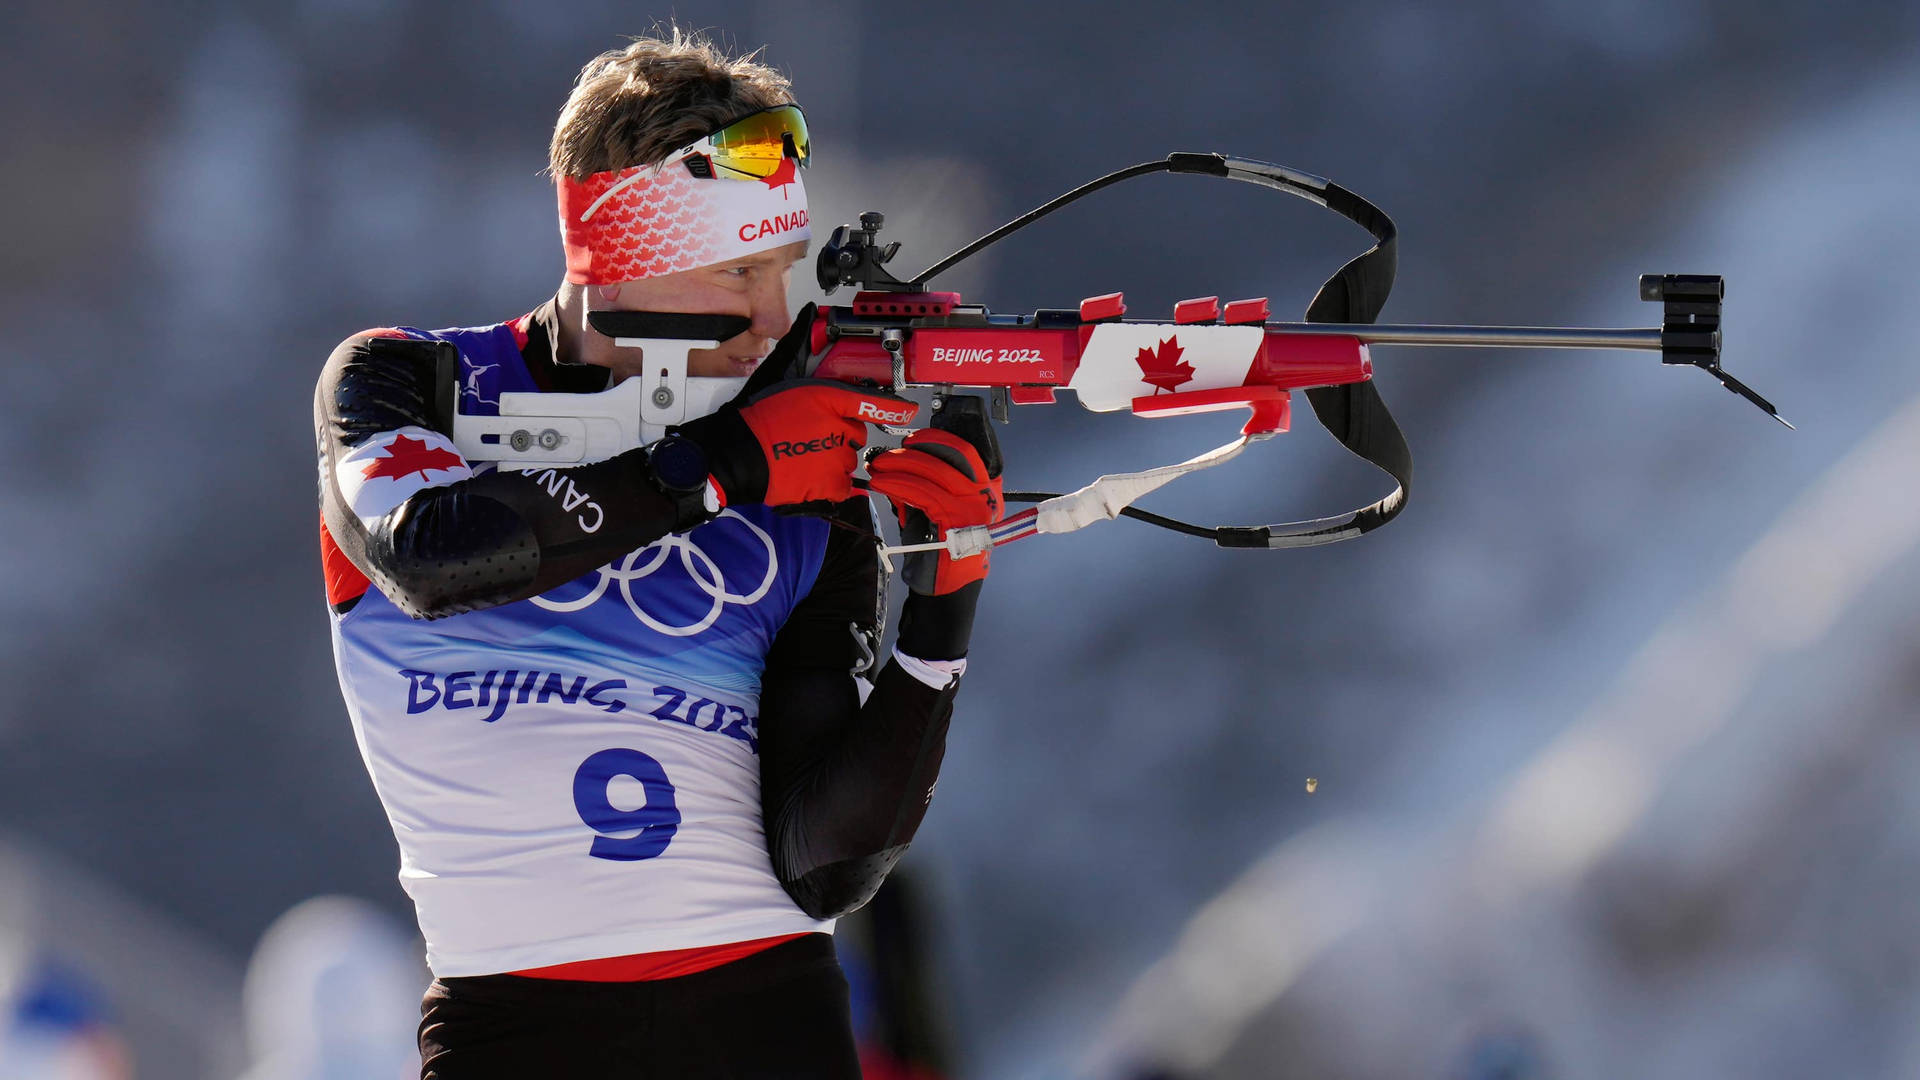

{"left": 531, "top": 509, "right": 777, "bottom": 637}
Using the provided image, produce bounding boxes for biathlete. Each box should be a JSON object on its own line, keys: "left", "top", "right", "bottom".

{"left": 313, "top": 31, "right": 998, "bottom": 1078}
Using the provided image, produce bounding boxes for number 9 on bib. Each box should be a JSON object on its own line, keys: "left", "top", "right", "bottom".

{"left": 573, "top": 748, "right": 680, "bottom": 861}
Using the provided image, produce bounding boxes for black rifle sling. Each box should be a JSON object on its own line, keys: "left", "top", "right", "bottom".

{"left": 1249, "top": 179, "right": 1412, "bottom": 548}
{"left": 872, "top": 153, "right": 1418, "bottom": 549}
{"left": 1019, "top": 161, "right": 1415, "bottom": 550}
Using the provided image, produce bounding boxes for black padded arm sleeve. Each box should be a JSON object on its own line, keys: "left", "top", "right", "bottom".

{"left": 315, "top": 332, "right": 695, "bottom": 619}
{"left": 759, "top": 505, "right": 983, "bottom": 919}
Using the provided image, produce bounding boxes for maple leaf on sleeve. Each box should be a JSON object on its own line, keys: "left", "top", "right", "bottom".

{"left": 361, "top": 433, "right": 467, "bottom": 482}
{"left": 1136, "top": 336, "right": 1196, "bottom": 393}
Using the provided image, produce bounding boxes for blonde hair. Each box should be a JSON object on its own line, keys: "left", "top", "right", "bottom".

{"left": 548, "top": 28, "right": 795, "bottom": 180}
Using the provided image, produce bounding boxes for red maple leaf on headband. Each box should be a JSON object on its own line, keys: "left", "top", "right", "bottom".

{"left": 362, "top": 433, "right": 465, "bottom": 482}
{"left": 1136, "top": 336, "right": 1195, "bottom": 393}
{"left": 760, "top": 156, "right": 798, "bottom": 197}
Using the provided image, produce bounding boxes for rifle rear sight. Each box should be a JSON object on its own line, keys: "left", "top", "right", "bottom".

{"left": 817, "top": 211, "right": 915, "bottom": 293}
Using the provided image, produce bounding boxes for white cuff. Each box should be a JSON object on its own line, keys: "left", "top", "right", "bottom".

{"left": 893, "top": 648, "right": 966, "bottom": 690}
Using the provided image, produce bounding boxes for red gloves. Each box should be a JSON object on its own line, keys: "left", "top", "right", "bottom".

{"left": 866, "top": 429, "right": 1004, "bottom": 595}
{"left": 737, "top": 381, "right": 919, "bottom": 506}
{"left": 683, "top": 380, "right": 919, "bottom": 509}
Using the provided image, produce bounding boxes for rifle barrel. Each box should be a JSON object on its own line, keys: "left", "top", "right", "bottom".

{"left": 1269, "top": 323, "right": 1666, "bottom": 352}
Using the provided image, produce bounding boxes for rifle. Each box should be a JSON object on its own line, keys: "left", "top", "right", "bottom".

{"left": 454, "top": 153, "right": 1785, "bottom": 561}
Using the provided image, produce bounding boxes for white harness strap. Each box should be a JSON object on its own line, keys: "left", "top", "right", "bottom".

{"left": 1025, "top": 436, "right": 1253, "bottom": 538}
{"left": 878, "top": 434, "right": 1255, "bottom": 565}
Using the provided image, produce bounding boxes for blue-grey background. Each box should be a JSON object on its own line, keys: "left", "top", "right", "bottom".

{"left": 5, "top": 2, "right": 1918, "bottom": 1077}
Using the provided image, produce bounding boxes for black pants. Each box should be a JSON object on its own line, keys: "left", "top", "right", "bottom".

{"left": 418, "top": 934, "right": 861, "bottom": 1079}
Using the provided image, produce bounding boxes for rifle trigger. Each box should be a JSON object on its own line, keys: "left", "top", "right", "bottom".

{"left": 882, "top": 328, "right": 907, "bottom": 394}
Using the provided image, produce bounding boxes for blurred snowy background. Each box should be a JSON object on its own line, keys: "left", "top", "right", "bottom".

{"left": 3, "top": 1, "right": 1917, "bottom": 1076}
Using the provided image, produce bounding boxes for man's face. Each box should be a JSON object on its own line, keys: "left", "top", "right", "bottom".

{"left": 598, "top": 240, "right": 809, "bottom": 377}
